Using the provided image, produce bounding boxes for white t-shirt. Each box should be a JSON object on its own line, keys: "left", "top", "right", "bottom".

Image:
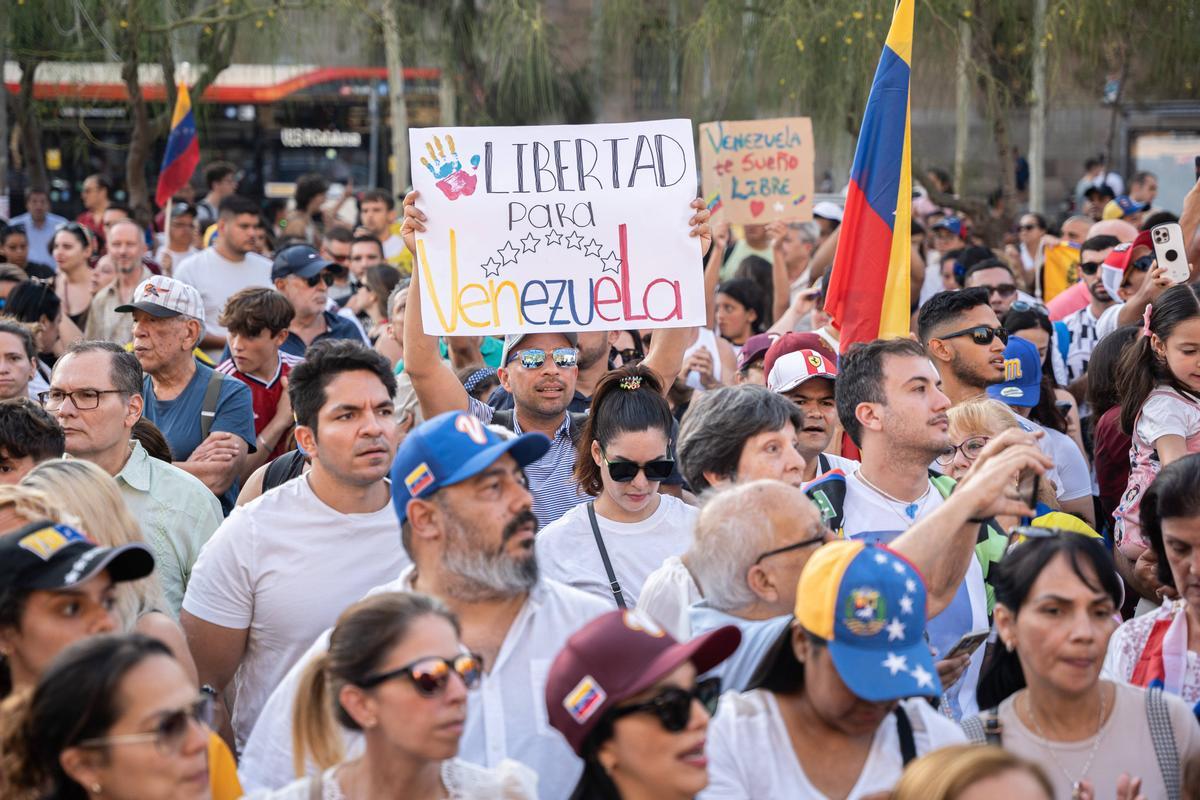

{"left": 173, "top": 248, "right": 272, "bottom": 343}
{"left": 1019, "top": 416, "right": 1092, "bottom": 501}
{"left": 638, "top": 556, "right": 701, "bottom": 641}
{"left": 238, "top": 569, "right": 609, "bottom": 800}
{"left": 155, "top": 244, "right": 198, "bottom": 271}
{"left": 536, "top": 495, "right": 696, "bottom": 608}
{"left": 248, "top": 758, "right": 538, "bottom": 800}
{"left": 701, "top": 690, "right": 966, "bottom": 799}
{"left": 181, "top": 476, "right": 410, "bottom": 749}
{"left": 842, "top": 471, "right": 989, "bottom": 718}
{"left": 1136, "top": 387, "right": 1200, "bottom": 445}
{"left": 1094, "top": 301, "right": 1124, "bottom": 342}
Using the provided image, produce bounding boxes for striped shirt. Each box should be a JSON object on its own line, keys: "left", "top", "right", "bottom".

{"left": 1063, "top": 304, "right": 1102, "bottom": 383}
{"left": 467, "top": 396, "right": 588, "bottom": 527}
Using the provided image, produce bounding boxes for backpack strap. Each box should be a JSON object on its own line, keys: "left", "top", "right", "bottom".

{"left": 893, "top": 704, "right": 917, "bottom": 765}
{"left": 1146, "top": 685, "right": 1182, "bottom": 800}
{"left": 263, "top": 449, "right": 306, "bottom": 493}
{"left": 490, "top": 409, "right": 515, "bottom": 431}
{"left": 961, "top": 708, "right": 1003, "bottom": 746}
{"left": 199, "top": 369, "right": 224, "bottom": 440}
{"left": 586, "top": 502, "right": 626, "bottom": 609}
{"left": 818, "top": 453, "right": 831, "bottom": 476}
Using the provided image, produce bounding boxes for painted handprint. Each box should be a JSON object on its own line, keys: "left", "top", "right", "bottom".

{"left": 421, "top": 135, "right": 480, "bottom": 201}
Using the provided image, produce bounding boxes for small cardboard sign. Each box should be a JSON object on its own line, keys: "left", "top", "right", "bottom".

{"left": 699, "top": 117, "right": 815, "bottom": 224}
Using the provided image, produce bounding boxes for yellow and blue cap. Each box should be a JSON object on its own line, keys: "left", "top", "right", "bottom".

{"left": 986, "top": 336, "right": 1041, "bottom": 408}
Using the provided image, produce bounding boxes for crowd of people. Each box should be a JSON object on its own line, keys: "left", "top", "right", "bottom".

{"left": 0, "top": 153, "right": 1197, "bottom": 800}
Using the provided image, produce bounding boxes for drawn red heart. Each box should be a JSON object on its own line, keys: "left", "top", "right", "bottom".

{"left": 750, "top": 200, "right": 765, "bottom": 218}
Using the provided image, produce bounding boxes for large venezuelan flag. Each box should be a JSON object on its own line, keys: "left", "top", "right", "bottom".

{"left": 825, "top": 0, "right": 914, "bottom": 352}
{"left": 155, "top": 83, "right": 200, "bottom": 208}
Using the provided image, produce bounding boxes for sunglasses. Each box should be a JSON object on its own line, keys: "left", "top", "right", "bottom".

{"left": 1017, "top": 224, "right": 1040, "bottom": 232}
{"left": 936, "top": 325, "right": 1009, "bottom": 346}
{"left": 357, "top": 653, "right": 483, "bottom": 696}
{"left": 609, "top": 677, "right": 722, "bottom": 732}
{"left": 979, "top": 283, "right": 1017, "bottom": 299}
{"left": 754, "top": 531, "right": 828, "bottom": 564}
{"left": 603, "top": 453, "right": 675, "bottom": 483}
{"left": 935, "top": 435, "right": 990, "bottom": 466}
{"left": 1131, "top": 255, "right": 1154, "bottom": 272}
{"left": 79, "top": 695, "right": 213, "bottom": 756}
{"left": 610, "top": 347, "right": 643, "bottom": 365}
{"left": 1079, "top": 260, "right": 1104, "bottom": 276}
{"left": 509, "top": 347, "right": 578, "bottom": 370}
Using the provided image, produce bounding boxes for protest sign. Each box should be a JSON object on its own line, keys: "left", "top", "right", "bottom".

{"left": 698, "top": 117, "right": 815, "bottom": 224}
{"left": 409, "top": 119, "right": 705, "bottom": 336}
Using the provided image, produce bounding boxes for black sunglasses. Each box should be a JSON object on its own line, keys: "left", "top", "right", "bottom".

{"left": 357, "top": 653, "right": 483, "bottom": 696}
{"left": 1131, "top": 255, "right": 1154, "bottom": 272}
{"left": 936, "top": 325, "right": 1009, "bottom": 346}
{"left": 79, "top": 695, "right": 213, "bottom": 756}
{"left": 1079, "top": 260, "right": 1104, "bottom": 276}
{"left": 610, "top": 346, "right": 644, "bottom": 365}
{"left": 1017, "top": 223, "right": 1040, "bottom": 232}
{"left": 753, "top": 531, "right": 828, "bottom": 564}
{"left": 604, "top": 453, "right": 675, "bottom": 483}
{"left": 609, "top": 677, "right": 722, "bottom": 732}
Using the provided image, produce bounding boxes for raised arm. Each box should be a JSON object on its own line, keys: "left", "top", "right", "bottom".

{"left": 704, "top": 221, "right": 728, "bottom": 329}
{"left": 767, "top": 221, "right": 792, "bottom": 322}
{"left": 399, "top": 191, "right": 470, "bottom": 417}
{"left": 644, "top": 198, "right": 712, "bottom": 391}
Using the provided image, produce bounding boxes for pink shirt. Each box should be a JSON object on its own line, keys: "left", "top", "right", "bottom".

{"left": 1046, "top": 280, "right": 1089, "bottom": 321}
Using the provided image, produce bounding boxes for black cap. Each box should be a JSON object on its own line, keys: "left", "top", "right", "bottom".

{"left": 0, "top": 520, "right": 155, "bottom": 592}
{"left": 272, "top": 244, "right": 332, "bottom": 281}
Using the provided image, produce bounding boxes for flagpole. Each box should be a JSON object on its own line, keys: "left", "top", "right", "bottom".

{"left": 162, "top": 199, "right": 174, "bottom": 275}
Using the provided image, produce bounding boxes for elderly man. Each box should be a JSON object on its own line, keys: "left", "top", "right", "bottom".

{"left": 46, "top": 341, "right": 222, "bottom": 613}
{"left": 85, "top": 218, "right": 153, "bottom": 343}
{"left": 117, "top": 274, "right": 255, "bottom": 513}
{"left": 237, "top": 410, "right": 609, "bottom": 799}
{"left": 271, "top": 243, "right": 367, "bottom": 358}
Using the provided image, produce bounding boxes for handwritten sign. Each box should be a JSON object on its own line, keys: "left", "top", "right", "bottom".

{"left": 699, "top": 117, "right": 815, "bottom": 224}
{"left": 409, "top": 120, "right": 705, "bottom": 336}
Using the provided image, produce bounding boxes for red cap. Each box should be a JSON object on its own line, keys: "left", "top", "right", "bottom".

{"left": 763, "top": 332, "right": 838, "bottom": 380}
{"left": 736, "top": 333, "right": 779, "bottom": 372}
{"left": 545, "top": 609, "right": 740, "bottom": 755}
{"left": 1103, "top": 229, "right": 1154, "bottom": 275}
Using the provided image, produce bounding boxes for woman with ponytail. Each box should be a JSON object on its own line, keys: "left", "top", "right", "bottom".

{"left": 258, "top": 592, "right": 535, "bottom": 799}
{"left": 1114, "top": 284, "right": 1200, "bottom": 582}
{"left": 965, "top": 532, "right": 1199, "bottom": 799}
{"left": 538, "top": 364, "right": 696, "bottom": 608}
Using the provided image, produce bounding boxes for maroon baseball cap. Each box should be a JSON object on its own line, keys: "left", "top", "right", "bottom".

{"left": 545, "top": 609, "right": 741, "bottom": 755}
{"left": 762, "top": 332, "right": 838, "bottom": 379}
{"left": 736, "top": 333, "right": 779, "bottom": 372}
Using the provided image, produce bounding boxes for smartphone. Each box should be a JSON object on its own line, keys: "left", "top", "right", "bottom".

{"left": 1017, "top": 471, "right": 1039, "bottom": 512}
{"left": 943, "top": 628, "right": 991, "bottom": 660}
{"left": 1151, "top": 222, "right": 1190, "bottom": 285}
{"left": 1194, "top": 155, "right": 1200, "bottom": 181}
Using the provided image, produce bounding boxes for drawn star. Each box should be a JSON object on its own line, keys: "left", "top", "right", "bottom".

{"left": 911, "top": 664, "right": 935, "bottom": 689}
{"left": 520, "top": 232, "right": 540, "bottom": 254}
{"left": 885, "top": 617, "right": 906, "bottom": 642}
{"left": 905, "top": 578, "right": 917, "bottom": 594}
{"left": 584, "top": 239, "right": 603, "bottom": 258}
{"left": 565, "top": 231, "right": 585, "bottom": 250}
{"left": 881, "top": 652, "right": 908, "bottom": 676}
{"left": 498, "top": 241, "right": 521, "bottom": 266}
{"left": 899, "top": 594, "right": 914, "bottom": 615}
{"left": 601, "top": 251, "right": 621, "bottom": 274}
{"left": 893, "top": 561, "right": 906, "bottom": 574}
{"left": 545, "top": 230, "right": 564, "bottom": 247}
{"left": 481, "top": 256, "right": 502, "bottom": 278}
{"left": 874, "top": 552, "right": 888, "bottom": 565}
{"left": 773, "top": 201, "right": 785, "bottom": 212}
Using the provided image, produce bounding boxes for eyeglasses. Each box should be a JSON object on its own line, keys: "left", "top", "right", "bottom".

{"left": 357, "top": 653, "right": 483, "bottom": 696}
{"left": 78, "top": 695, "right": 212, "bottom": 756}
{"left": 1079, "top": 260, "right": 1104, "bottom": 276}
{"left": 40, "top": 388, "right": 125, "bottom": 410}
{"left": 753, "top": 531, "right": 828, "bottom": 564}
{"left": 935, "top": 325, "right": 1009, "bottom": 346}
{"left": 610, "top": 677, "right": 722, "bottom": 732}
{"left": 603, "top": 453, "right": 675, "bottom": 483}
{"left": 508, "top": 348, "right": 578, "bottom": 370}
{"left": 1009, "top": 300, "right": 1043, "bottom": 314}
{"left": 935, "top": 435, "right": 990, "bottom": 466}
{"left": 978, "top": 283, "right": 1017, "bottom": 299}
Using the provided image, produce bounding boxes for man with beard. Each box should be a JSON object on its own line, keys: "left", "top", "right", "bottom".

{"left": 180, "top": 341, "right": 411, "bottom": 752}
{"left": 237, "top": 410, "right": 609, "bottom": 799}
{"left": 1063, "top": 235, "right": 1119, "bottom": 390}
{"left": 85, "top": 219, "right": 153, "bottom": 343}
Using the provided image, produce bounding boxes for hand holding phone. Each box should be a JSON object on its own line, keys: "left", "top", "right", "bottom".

{"left": 1151, "top": 222, "right": 1190, "bottom": 285}
{"left": 944, "top": 629, "right": 991, "bottom": 660}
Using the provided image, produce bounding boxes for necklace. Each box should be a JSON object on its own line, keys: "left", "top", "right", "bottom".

{"left": 1023, "top": 688, "right": 1108, "bottom": 800}
{"left": 855, "top": 470, "right": 931, "bottom": 526}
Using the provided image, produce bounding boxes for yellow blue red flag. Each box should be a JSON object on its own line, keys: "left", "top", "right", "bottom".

{"left": 825, "top": 0, "right": 914, "bottom": 352}
{"left": 155, "top": 83, "right": 200, "bottom": 208}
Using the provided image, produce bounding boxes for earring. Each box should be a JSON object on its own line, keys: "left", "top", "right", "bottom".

{"left": 91, "top": 784, "right": 102, "bottom": 794}
{"left": 1005, "top": 640, "right": 1015, "bottom": 653}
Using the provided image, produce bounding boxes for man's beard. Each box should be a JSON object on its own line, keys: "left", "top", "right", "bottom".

{"left": 951, "top": 350, "right": 1003, "bottom": 390}
{"left": 439, "top": 507, "right": 539, "bottom": 602}
{"left": 1087, "top": 280, "right": 1110, "bottom": 303}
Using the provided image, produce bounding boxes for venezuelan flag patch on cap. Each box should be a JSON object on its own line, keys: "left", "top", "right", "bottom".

{"left": 404, "top": 463, "right": 435, "bottom": 497}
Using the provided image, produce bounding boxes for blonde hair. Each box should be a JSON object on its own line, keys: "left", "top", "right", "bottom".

{"left": 890, "top": 744, "right": 1053, "bottom": 800}
{"left": 0, "top": 484, "right": 71, "bottom": 527}
{"left": 946, "top": 397, "right": 1021, "bottom": 442}
{"left": 21, "top": 459, "right": 168, "bottom": 627}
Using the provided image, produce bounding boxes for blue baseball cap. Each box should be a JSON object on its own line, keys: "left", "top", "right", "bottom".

{"left": 389, "top": 411, "right": 550, "bottom": 524}
{"left": 987, "top": 336, "right": 1042, "bottom": 408}
{"left": 272, "top": 243, "right": 332, "bottom": 281}
{"left": 932, "top": 216, "right": 964, "bottom": 238}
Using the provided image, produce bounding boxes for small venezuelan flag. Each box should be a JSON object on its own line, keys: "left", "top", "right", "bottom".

{"left": 825, "top": 0, "right": 914, "bottom": 353}
{"left": 155, "top": 82, "right": 201, "bottom": 208}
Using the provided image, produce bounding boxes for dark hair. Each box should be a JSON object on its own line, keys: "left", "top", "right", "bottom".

{"left": 1080, "top": 235, "right": 1120, "bottom": 257}
{"left": 352, "top": 235, "right": 385, "bottom": 258}
{"left": 219, "top": 287, "right": 295, "bottom": 337}
{"left": 289, "top": 340, "right": 397, "bottom": 432}
{"left": 1116, "top": 284, "right": 1200, "bottom": 435}
{"left": 0, "top": 320, "right": 35, "bottom": 361}
{"left": 61, "top": 341, "right": 143, "bottom": 397}
{"left": 218, "top": 194, "right": 260, "bottom": 219}
{"left": 322, "top": 226, "right": 355, "bottom": 246}
{"left": 359, "top": 189, "right": 395, "bottom": 210}
{"left": 1085, "top": 325, "right": 1139, "bottom": 417}
{"left": 916, "top": 288, "right": 991, "bottom": 343}
{"left": 716, "top": 278, "right": 766, "bottom": 336}
{"left": 962, "top": 258, "right": 1014, "bottom": 286}
{"left": 957, "top": 246, "right": 997, "bottom": 272}
{"left": 0, "top": 633, "right": 173, "bottom": 800}
{"left": 677, "top": 385, "right": 802, "bottom": 491}
{"left": 295, "top": 174, "right": 330, "bottom": 212}
{"left": 5, "top": 280, "right": 61, "bottom": 327}
{"left": 203, "top": 161, "right": 237, "bottom": 190}
{"left": 103, "top": 203, "right": 131, "bottom": 220}
{"left": 976, "top": 535, "right": 1121, "bottom": 708}
{"left": 574, "top": 365, "right": 673, "bottom": 496}
{"left": 51, "top": 224, "right": 92, "bottom": 253}
{"left": 0, "top": 227, "right": 26, "bottom": 246}
{"left": 0, "top": 397, "right": 65, "bottom": 462}
{"left": 749, "top": 626, "right": 827, "bottom": 695}
{"left": 1141, "top": 210, "right": 1179, "bottom": 232}
{"left": 732, "top": 256, "right": 774, "bottom": 326}
{"left": 365, "top": 265, "right": 402, "bottom": 319}
{"left": 1141, "top": 454, "right": 1200, "bottom": 589}
{"left": 1019, "top": 212, "right": 1047, "bottom": 231}
{"left": 85, "top": 173, "right": 113, "bottom": 194}
{"left": 131, "top": 417, "right": 173, "bottom": 462}
{"left": 835, "top": 338, "right": 929, "bottom": 446}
